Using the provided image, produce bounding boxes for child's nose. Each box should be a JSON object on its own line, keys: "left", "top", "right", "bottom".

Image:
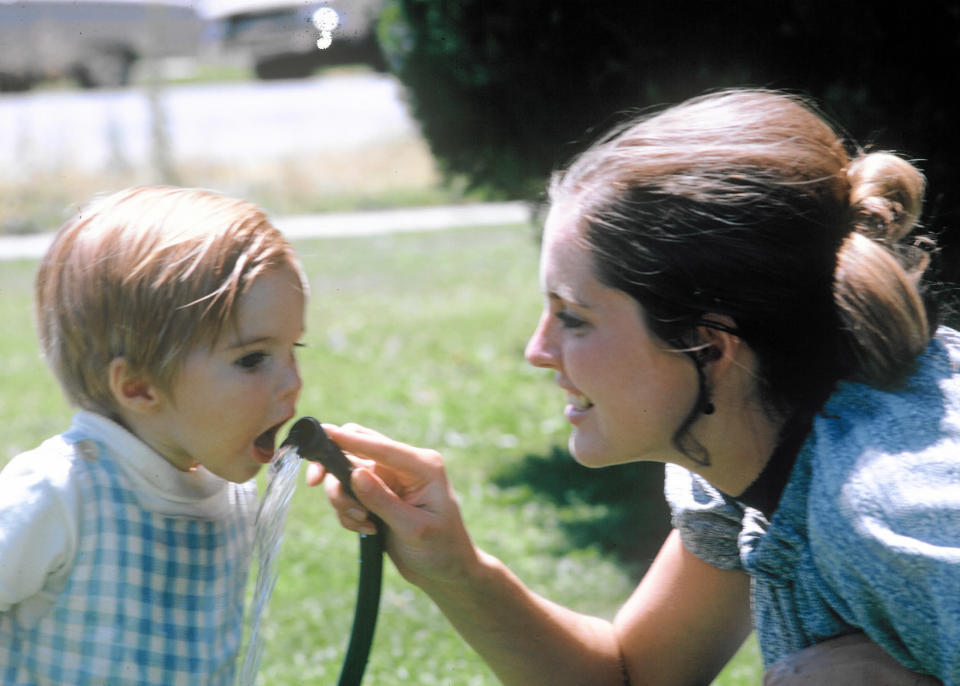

{"left": 279, "top": 358, "right": 303, "bottom": 401}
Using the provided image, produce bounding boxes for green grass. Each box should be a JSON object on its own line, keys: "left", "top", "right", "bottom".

{"left": 0, "top": 225, "right": 761, "bottom": 684}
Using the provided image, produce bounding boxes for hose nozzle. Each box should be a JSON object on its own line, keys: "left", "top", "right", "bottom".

{"left": 281, "top": 417, "right": 358, "bottom": 499}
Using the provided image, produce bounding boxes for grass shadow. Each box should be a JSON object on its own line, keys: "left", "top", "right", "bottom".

{"left": 493, "top": 445, "right": 673, "bottom": 578}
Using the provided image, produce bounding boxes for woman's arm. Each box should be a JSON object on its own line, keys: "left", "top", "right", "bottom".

{"left": 419, "top": 529, "right": 752, "bottom": 686}
{"left": 312, "top": 424, "right": 753, "bottom": 686}
{"left": 615, "top": 530, "right": 753, "bottom": 685}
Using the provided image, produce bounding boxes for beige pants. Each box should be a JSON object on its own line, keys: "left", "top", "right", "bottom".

{"left": 763, "top": 633, "right": 942, "bottom": 686}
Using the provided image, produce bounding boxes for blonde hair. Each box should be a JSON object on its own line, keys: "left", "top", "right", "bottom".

{"left": 36, "top": 186, "right": 307, "bottom": 416}
{"left": 551, "top": 88, "right": 931, "bottom": 422}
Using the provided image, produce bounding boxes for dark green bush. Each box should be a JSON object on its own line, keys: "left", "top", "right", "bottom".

{"left": 379, "top": 1, "right": 960, "bottom": 282}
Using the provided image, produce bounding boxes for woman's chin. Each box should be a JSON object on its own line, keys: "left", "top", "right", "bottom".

{"left": 569, "top": 433, "right": 666, "bottom": 469}
{"left": 568, "top": 433, "right": 612, "bottom": 469}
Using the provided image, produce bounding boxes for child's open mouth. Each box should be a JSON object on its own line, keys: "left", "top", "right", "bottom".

{"left": 254, "top": 423, "right": 283, "bottom": 463}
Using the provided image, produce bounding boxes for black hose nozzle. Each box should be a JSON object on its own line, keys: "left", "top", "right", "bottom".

{"left": 282, "top": 417, "right": 359, "bottom": 500}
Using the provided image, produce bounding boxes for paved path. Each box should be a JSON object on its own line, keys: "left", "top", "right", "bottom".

{"left": 0, "top": 201, "right": 532, "bottom": 261}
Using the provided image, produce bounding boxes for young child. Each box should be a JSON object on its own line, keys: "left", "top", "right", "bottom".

{"left": 0, "top": 186, "right": 308, "bottom": 684}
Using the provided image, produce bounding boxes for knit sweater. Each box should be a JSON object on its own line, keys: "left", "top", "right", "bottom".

{"left": 666, "top": 326, "right": 960, "bottom": 684}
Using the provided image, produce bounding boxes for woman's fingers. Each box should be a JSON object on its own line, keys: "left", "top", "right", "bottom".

{"left": 323, "top": 468, "right": 376, "bottom": 534}
{"left": 304, "top": 460, "right": 325, "bottom": 487}
{"left": 322, "top": 424, "right": 442, "bottom": 477}
{"left": 349, "top": 467, "right": 434, "bottom": 532}
{"left": 303, "top": 423, "right": 377, "bottom": 488}
{"left": 330, "top": 422, "right": 387, "bottom": 439}
{"left": 307, "top": 422, "right": 478, "bottom": 585}
{"left": 322, "top": 462, "right": 431, "bottom": 538}
{"left": 314, "top": 425, "right": 451, "bottom": 536}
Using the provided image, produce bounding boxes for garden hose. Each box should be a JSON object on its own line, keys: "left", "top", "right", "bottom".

{"left": 282, "top": 417, "right": 384, "bottom": 686}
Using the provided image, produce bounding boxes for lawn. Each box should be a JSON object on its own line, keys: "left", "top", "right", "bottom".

{"left": 0, "top": 224, "right": 762, "bottom": 684}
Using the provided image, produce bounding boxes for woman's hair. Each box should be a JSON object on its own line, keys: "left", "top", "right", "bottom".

{"left": 35, "top": 185, "right": 307, "bottom": 417}
{"left": 549, "top": 89, "right": 932, "bottom": 442}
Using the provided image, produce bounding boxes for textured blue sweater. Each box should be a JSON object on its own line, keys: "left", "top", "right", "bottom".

{"left": 666, "top": 327, "right": 960, "bottom": 683}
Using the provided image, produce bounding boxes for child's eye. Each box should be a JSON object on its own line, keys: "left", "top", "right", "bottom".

{"left": 555, "top": 310, "right": 587, "bottom": 329}
{"left": 235, "top": 351, "right": 268, "bottom": 370}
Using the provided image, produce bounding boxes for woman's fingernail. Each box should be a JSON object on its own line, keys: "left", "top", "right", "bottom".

{"left": 353, "top": 468, "right": 373, "bottom": 494}
{"left": 347, "top": 507, "right": 367, "bottom": 522}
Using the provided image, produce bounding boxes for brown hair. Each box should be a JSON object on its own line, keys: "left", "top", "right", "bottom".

{"left": 35, "top": 186, "right": 307, "bottom": 417}
{"left": 550, "top": 89, "right": 932, "bottom": 453}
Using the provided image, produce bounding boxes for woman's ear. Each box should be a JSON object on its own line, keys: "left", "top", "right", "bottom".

{"left": 108, "top": 357, "right": 162, "bottom": 414}
{"left": 696, "top": 314, "right": 743, "bottom": 378}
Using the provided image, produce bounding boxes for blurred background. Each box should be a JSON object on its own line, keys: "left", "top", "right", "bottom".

{"left": 0, "top": 0, "right": 467, "bottom": 237}
{"left": 4, "top": 2, "right": 959, "bottom": 249}
{"left": 3, "top": 1, "right": 960, "bottom": 270}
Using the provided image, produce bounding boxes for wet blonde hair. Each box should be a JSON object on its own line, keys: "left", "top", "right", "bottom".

{"left": 36, "top": 186, "right": 307, "bottom": 417}
{"left": 551, "top": 88, "right": 931, "bottom": 426}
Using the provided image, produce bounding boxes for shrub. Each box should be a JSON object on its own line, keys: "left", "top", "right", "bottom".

{"left": 379, "top": 1, "right": 960, "bottom": 282}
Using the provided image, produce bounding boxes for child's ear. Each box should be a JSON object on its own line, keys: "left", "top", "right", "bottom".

{"left": 108, "top": 357, "right": 162, "bottom": 413}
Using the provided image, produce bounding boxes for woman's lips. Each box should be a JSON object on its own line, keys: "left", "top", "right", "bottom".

{"left": 564, "top": 392, "right": 594, "bottom": 422}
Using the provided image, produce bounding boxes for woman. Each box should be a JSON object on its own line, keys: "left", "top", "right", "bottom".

{"left": 308, "top": 89, "right": 958, "bottom": 684}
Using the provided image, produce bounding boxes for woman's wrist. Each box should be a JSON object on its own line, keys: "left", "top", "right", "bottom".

{"left": 417, "top": 547, "right": 499, "bottom": 606}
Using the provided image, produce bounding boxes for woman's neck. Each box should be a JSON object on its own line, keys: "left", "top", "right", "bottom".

{"left": 690, "top": 402, "right": 785, "bottom": 497}
{"left": 736, "top": 411, "right": 813, "bottom": 514}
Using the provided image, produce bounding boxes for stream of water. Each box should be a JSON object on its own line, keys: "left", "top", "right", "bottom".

{"left": 236, "top": 444, "right": 302, "bottom": 686}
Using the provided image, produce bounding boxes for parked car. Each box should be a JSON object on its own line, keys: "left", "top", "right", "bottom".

{"left": 206, "top": 0, "right": 385, "bottom": 80}
{"left": 0, "top": 0, "right": 207, "bottom": 91}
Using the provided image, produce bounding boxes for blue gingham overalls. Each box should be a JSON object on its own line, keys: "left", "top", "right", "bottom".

{"left": 0, "top": 434, "right": 253, "bottom": 685}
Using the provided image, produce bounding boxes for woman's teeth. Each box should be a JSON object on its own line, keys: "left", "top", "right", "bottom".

{"left": 568, "top": 393, "right": 594, "bottom": 410}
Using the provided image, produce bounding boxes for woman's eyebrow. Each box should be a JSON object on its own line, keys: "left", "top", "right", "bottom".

{"left": 548, "top": 290, "right": 594, "bottom": 309}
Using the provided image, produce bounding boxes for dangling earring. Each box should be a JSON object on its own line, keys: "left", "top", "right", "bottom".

{"left": 691, "top": 346, "right": 719, "bottom": 416}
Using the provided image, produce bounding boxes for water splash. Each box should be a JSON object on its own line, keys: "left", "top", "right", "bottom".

{"left": 236, "top": 445, "right": 302, "bottom": 686}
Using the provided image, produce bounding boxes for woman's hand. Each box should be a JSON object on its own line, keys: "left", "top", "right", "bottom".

{"left": 305, "top": 426, "right": 753, "bottom": 686}
{"left": 305, "top": 423, "right": 481, "bottom": 589}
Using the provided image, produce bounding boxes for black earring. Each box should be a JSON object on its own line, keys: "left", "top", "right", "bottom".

{"left": 699, "top": 347, "right": 718, "bottom": 415}
{"left": 696, "top": 346, "right": 721, "bottom": 364}
{"left": 688, "top": 347, "right": 717, "bottom": 417}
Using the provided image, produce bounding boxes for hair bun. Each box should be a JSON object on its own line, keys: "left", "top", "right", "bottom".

{"left": 836, "top": 152, "right": 932, "bottom": 388}
{"left": 847, "top": 151, "right": 925, "bottom": 243}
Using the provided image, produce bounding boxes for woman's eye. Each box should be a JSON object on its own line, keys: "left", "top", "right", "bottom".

{"left": 235, "top": 352, "right": 268, "bottom": 370}
{"left": 555, "top": 310, "right": 586, "bottom": 329}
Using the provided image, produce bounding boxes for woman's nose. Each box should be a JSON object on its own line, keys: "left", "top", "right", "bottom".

{"left": 525, "top": 313, "right": 558, "bottom": 369}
